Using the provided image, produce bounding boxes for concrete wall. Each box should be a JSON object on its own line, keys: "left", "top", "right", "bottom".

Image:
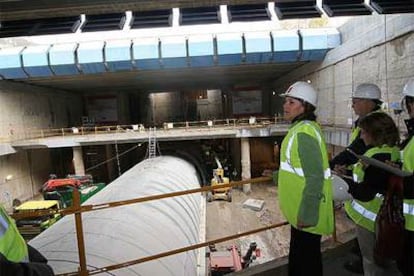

{"left": 148, "top": 91, "right": 183, "bottom": 124}
{"left": 0, "top": 81, "right": 83, "bottom": 210}
{"left": 0, "top": 81, "right": 83, "bottom": 142}
{"left": 0, "top": 149, "right": 52, "bottom": 210}
{"left": 197, "top": 89, "right": 223, "bottom": 120}
{"left": 272, "top": 14, "right": 414, "bottom": 130}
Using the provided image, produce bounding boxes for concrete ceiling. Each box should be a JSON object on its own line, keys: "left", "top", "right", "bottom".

{"left": 0, "top": 0, "right": 270, "bottom": 21}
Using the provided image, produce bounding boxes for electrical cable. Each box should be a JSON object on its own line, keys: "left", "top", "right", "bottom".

{"left": 85, "top": 143, "right": 141, "bottom": 172}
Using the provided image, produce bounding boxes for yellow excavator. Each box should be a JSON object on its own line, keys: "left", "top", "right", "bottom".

{"left": 207, "top": 157, "right": 232, "bottom": 202}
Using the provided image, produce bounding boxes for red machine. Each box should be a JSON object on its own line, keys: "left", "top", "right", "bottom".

{"left": 208, "top": 242, "right": 259, "bottom": 276}
{"left": 42, "top": 178, "right": 82, "bottom": 191}
{"left": 42, "top": 175, "right": 93, "bottom": 191}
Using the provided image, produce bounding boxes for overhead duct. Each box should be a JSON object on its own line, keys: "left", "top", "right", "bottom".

{"left": 29, "top": 156, "right": 204, "bottom": 275}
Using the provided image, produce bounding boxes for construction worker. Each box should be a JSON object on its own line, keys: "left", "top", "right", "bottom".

{"left": 0, "top": 203, "right": 54, "bottom": 275}
{"left": 343, "top": 112, "right": 401, "bottom": 276}
{"left": 398, "top": 77, "right": 414, "bottom": 276}
{"left": 330, "top": 83, "right": 383, "bottom": 274}
{"left": 331, "top": 83, "right": 383, "bottom": 173}
{"left": 278, "top": 81, "right": 333, "bottom": 276}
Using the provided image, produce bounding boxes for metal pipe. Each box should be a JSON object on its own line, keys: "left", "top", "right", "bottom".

{"left": 29, "top": 156, "right": 203, "bottom": 276}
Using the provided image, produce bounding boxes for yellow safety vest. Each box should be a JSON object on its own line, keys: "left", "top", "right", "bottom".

{"left": 278, "top": 120, "right": 333, "bottom": 235}
{"left": 344, "top": 146, "right": 399, "bottom": 232}
{"left": 402, "top": 137, "right": 414, "bottom": 231}
{"left": 0, "top": 205, "right": 28, "bottom": 262}
{"left": 349, "top": 126, "right": 360, "bottom": 144}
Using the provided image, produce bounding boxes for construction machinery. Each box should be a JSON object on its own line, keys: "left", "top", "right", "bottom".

{"left": 14, "top": 200, "right": 62, "bottom": 241}
{"left": 208, "top": 242, "right": 259, "bottom": 276}
{"left": 207, "top": 157, "right": 232, "bottom": 202}
{"left": 42, "top": 175, "right": 105, "bottom": 208}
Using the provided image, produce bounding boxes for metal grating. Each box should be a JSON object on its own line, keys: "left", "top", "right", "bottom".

{"left": 130, "top": 9, "right": 172, "bottom": 29}
{"left": 274, "top": 1, "right": 321, "bottom": 19}
{"left": 179, "top": 7, "right": 220, "bottom": 25}
{"left": 0, "top": 16, "right": 81, "bottom": 38}
{"left": 322, "top": 0, "right": 372, "bottom": 16}
{"left": 227, "top": 4, "right": 271, "bottom": 22}
{"left": 370, "top": 0, "right": 414, "bottom": 14}
{"left": 81, "top": 13, "right": 126, "bottom": 32}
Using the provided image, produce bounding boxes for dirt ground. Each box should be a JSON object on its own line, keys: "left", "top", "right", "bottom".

{"left": 205, "top": 181, "right": 355, "bottom": 265}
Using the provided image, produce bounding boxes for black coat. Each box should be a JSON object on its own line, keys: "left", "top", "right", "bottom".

{"left": 0, "top": 245, "right": 54, "bottom": 276}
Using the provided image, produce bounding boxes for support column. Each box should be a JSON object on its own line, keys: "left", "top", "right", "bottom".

{"left": 105, "top": 144, "right": 115, "bottom": 181}
{"left": 72, "top": 146, "right": 85, "bottom": 176}
{"left": 241, "top": 137, "right": 251, "bottom": 193}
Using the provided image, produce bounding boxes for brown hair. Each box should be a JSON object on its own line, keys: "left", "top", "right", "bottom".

{"left": 292, "top": 98, "right": 317, "bottom": 122}
{"left": 358, "top": 112, "right": 400, "bottom": 146}
{"left": 406, "top": 95, "right": 414, "bottom": 113}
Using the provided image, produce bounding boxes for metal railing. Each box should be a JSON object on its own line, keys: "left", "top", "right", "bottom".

{"left": 12, "top": 176, "right": 291, "bottom": 275}
{"left": 11, "top": 175, "right": 345, "bottom": 276}
{"left": 4, "top": 116, "right": 286, "bottom": 143}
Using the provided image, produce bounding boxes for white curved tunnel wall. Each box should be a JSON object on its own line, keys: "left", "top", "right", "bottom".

{"left": 29, "top": 156, "right": 203, "bottom": 275}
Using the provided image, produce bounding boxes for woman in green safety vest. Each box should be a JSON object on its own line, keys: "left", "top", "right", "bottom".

{"left": 0, "top": 203, "right": 54, "bottom": 275}
{"left": 342, "top": 112, "right": 401, "bottom": 276}
{"left": 278, "top": 81, "right": 333, "bottom": 276}
{"left": 397, "top": 78, "right": 414, "bottom": 276}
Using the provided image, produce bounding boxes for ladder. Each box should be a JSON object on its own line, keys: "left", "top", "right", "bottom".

{"left": 148, "top": 127, "right": 157, "bottom": 159}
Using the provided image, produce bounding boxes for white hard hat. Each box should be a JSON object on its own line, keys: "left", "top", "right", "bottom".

{"left": 352, "top": 83, "right": 382, "bottom": 101}
{"left": 332, "top": 175, "right": 352, "bottom": 202}
{"left": 402, "top": 78, "right": 414, "bottom": 98}
{"left": 280, "top": 81, "right": 317, "bottom": 107}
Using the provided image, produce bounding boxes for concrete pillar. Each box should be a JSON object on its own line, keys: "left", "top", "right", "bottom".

{"left": 105, "top": 144, "right": 115, "bottom": 181}
{"left": 241, "top": 137, "right": 251, "bottom": 193}
{"left": 72, "top": 146, "right": 85, "bottom": 176}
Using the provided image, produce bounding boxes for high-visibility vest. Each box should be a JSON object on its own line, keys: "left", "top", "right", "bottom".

{"left": 344, "top": 146, "right": 399, "bottom": 232}
{"left": 349, "top": 126, "right": 360, "bottom": 144}
{"left": 0, "top": 205, "right": 28, "bottom": 262}
{"left": 278, "top": 120, "right": 333, "bottom": 235}
{"left": 402, "top": 137, "right": 414, "bottom": 231}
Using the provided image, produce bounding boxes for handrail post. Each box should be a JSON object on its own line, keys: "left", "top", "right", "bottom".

{"left": 73, "top": 190, "right": 88, "bottom": 276}
{"left": 332, "top": 202, "right": 338, "bottom": 244}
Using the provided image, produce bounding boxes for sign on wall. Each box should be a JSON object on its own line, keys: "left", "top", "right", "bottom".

{"left": 86, "top": 95, "right": 118, "bottom": 124}
{"left": 232, "top": 88, "right": 262, "bottom": 115}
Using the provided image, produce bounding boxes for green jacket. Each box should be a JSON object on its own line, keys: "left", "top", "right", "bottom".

{"left": 278, "top": 120, "right": 333, "bottom": 235}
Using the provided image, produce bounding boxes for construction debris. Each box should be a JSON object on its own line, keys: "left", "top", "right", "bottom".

{"left": 242, "top": 198, "right": 265, "bottom": 211}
